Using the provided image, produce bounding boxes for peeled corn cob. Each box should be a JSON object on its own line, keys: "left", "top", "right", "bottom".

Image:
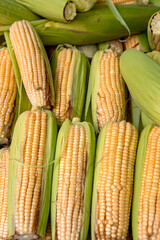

{"left": 92, "top": 120, "right": 138, "bottom": 239}
{"left": 51, "top": 45, "right": 89, "bottom": 126}
{"left": 0, "top": 48, "right": 17, "bottom": 145}
{"left": 120, "top": 48, "right": 160, "bottom": 126}
{"left": 85, "top": 41, "right": 125, "bottom": 133}
{"left": 10, "top": 20, "right": 55, "bottom": 109}
{"left": 0, "top": 148, "right": 10, "bottom": 240}
{"left": 8, "top": 108, "right": 57, "bottom": 238}
{"left": 51, "top": 118, "right": 95, "bottom": 240}
{"left": 132, "top": 124, "right": 160, "bottom": 239}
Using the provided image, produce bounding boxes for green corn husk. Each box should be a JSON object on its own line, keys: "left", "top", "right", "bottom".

{"left": 8, "top": 108, "right": 57, "bottom": 238}
{"left": 149, "top": 0, "right": 160, "bottom": 5}
{"left": 51, "top": 45, "right": 90, "bottom": 126}
{"left": 132, "top": 124, "right": 159, "bottom": 240}
{"left": 91, "top": 120, "right": 138, "bottom": 240}
{"left": 130, "top": 97, "right": 141, "bottom": 134}
{"left": 72, "top": 0, "right": 97, "bottom": 12}
{"left": 85, "top": 41, "right": 125, "bottom": 134}
{"left": 0, "top": 0, "right": 40, "bottom": 25}
{"left": 51, "top": 118, "right": 95, "bottom": 240}
{"left": 77, "top": 45, "right": 98, "bottom": 60}
{"left": 15, "top": 0, "right": 77, "bottom": 22}
{"left": 140, "top": 110, "right": 154, "bottom": 129}
{"left": 148, "top": 11, "right": 160, "bottom": 50}
{"left": 120, "top": 48, "right": 160, "bottom": 126}
{"left": 1, "top": 5, "right": 160, "bottom": 45}
{"left": 147, "top": 50, "right": 160, "bottom": 64}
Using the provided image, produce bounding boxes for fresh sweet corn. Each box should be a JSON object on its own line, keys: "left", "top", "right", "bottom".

{"left": 0, "top": 48, "right": 17, "bottom": 145}
{"left": 0, "top": 148, "right": 10, "bottom": 240}
{"left": 92, "top": 120, "right": 138, "bottom": 239}
{"left": 51, "top": 45, "right": 89, "bottom": 126}
{"left": 8, "top": 108, "right": 57, "bottom": 238}
{"left": 85, "top": 41, "right": 125, "bottom": 133}
{"left": 51, "top": 118, "right": 95, "bottom": 240}
{"left": 132, "top": 124, "right": 160, "bottom": 239}
{"left": 120, "top": 48, "right": 160, "bottom": 126}
{"left": 9, "top": 20, "right": 55, "bottom": 109}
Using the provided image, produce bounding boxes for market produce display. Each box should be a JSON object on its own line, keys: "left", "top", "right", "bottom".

{"left": 0, "top": 0, "right": 160, "bottom": 239}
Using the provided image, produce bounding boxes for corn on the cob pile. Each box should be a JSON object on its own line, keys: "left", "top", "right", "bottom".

{"left": 1, "top": 1, "right": 160, "bottom": 239}
{"left": 9, "top": 20, "right": 55, "bottom": 109}
{"left": 8, "top": 108, "right": 57, "bottom": 238}
{"left": 51, "top": 45, "right": 89, "bottom": 126}
{"left": 51, "top": 118, "right": 95, "bottom": 240}
{"left": 132, "top": 124, "right": 160, "bottom": 239}
{"left": 0, "top": 48, "right": 17, "bottom": 145}
{"left": 92, "top": 120, "right": 138, "bottom": 239}
{"left": 85, "top": 41, "right": 125, "bottom": 133}
{"left": 0, "top": 148, "right": 10, "bottom": 240}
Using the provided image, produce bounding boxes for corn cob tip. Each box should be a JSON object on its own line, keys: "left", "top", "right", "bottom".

{"left": 148, "top": 12, "right": 160, "bottom": 50}
{"left": 109, "top": 40, "right": 123, "bottom": 56}
{"left": 64, "top": 2, "right": 77, "bottom": 21}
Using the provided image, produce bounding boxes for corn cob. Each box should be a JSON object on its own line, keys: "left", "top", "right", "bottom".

{"left": 51, "top": 118, "right": 95, "bottom": 240}
{"left": 120, "top": 48, "right": 160, "bottom": 126}
{"left": 0, "top": 148, "right": 10, "bottom": 240}
{"left": 0, "top": 48, "right": 17, "bottom": 145}
{"left": 124, "top": 32, "right": 150, "bottom": 52}
{"left": 91, "top": 120, "right": 138, "bottom": 240}
{"left": 8, "top": 108, "right": 57, "bottom": 238}
{"left": 148, "top": 12, "right": 160, "bottom": 50}
{"left": 51, "top": 45, "right": 89, "bottom": 126}
{"left": 15, "top": 0, "right": 76, "bottom": 22}
{"left": 132, "top": 124, "right": 160, "bottom": 239}
{"left": 85, "top": 41, "right": 125, "bottom": 133}
{"left": 9, "top": 20, "right": 55, "bottom": 109}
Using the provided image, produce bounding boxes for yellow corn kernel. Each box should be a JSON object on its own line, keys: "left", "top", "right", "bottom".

{"left": 0, "top": 149, "right": 10, "bottom": 240}
{"left": 56, "top": 124, "right": 88, "bottom": 239}
{"left": 138, "top": 126, "right": 160, "bottom": 239}
{"left": 10, "top": 20, "right": 51, "bottom": 108}
{"left": 95, "top": 121, "right": 138, "bottom": 239}
{"left": 52, "top": 48, "right": 74, "bottom": 125}
{"left": 124, "top": 35, "right": 141, "bottom": 51}
{"left": 96, "top": 50, "right": 125, "bottom": 131}
{"left": 0, "top": 48, "right": 17, "bottom": 145}
{"left": 94, "top": 0, "right": 137, "bottom": 7}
